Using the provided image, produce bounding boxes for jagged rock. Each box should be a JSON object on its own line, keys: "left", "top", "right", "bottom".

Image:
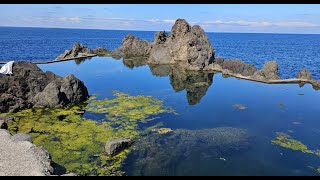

{"left": 253, "top": 61, "right": 279, "bottom": 81}
{"left": 0, "top": 129, "right": 54, "bottom": 176}
{"left": 0, "top": 62, "right": 89, "bottom": 112}
{"left": 213, "top": 57, "right": 225, "bottom": 66}
{"left": 311, "top": 80, "right": 320, "bottom": 90}
{"left": 117, "top": 19, "right": 215, "bottom": 70}
{"left": 105, "top": 138, "right": 134, "bottom": 155}
{"left": 55, "top": 42, "right": 95, "bottom": 61}
{"left": 119, "top": 34, "right": 150, "bottom": 58}
{"left": 147, "top": 31, "right": 173, "bottom": 64}
{"left": 297, "top": 68, "right": 312, "bottom": 80}
{"left": 168, "top": 21, "right": 215, "bottom": 70}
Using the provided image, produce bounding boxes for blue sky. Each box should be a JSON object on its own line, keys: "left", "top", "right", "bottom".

{"left": 1, "top": 4, "right": 320, "bottom": 34}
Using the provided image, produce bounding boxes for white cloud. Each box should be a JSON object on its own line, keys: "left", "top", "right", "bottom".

{"left": 201, "top": 20, "right": 320, "bottom": 27}
{"left": 57, "top": 17, "right": 82, "bottom": 22}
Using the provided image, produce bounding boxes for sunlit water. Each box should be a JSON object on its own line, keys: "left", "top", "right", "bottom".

{"left": 38, "top": 57, "right": 320, "bottom": 176}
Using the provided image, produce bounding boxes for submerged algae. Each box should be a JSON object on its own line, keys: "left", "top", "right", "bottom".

{"left": 271, "top": 132, "right": 320, "bottom": 157}
{"left": 5, "top": 91, "right": 176, "bottom": 176}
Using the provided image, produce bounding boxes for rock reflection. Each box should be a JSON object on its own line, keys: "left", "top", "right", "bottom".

{"left": 148, "top": 64, "right": 214, "bottom": 105}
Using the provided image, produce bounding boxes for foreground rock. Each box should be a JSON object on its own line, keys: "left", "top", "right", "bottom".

{"left": 253, "top": 61, "right": 279, "bottom": 80}
{"left": 105, "top": 138, "right": 134, "bottom": 155}
{"left": 55, "top": 42, "right": 96, "bottom": 61}
{"left": 0, "top": 129, "right": 54, "bottom": 176}
{"left": 0, "top": 62, "right": 89, "bottom": 113}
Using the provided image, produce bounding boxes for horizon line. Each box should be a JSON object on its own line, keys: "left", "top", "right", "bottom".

{"left": 0, "top": 25, "right": 319, "bottom": 35}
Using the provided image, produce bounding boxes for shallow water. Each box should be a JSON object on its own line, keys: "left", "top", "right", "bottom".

{"left": 38, "top": 57, "right": 320, "bottom": 176}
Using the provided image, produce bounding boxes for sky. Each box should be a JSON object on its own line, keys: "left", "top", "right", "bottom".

{"left": 1, "top": 4, "right": 320, "bottom": 34}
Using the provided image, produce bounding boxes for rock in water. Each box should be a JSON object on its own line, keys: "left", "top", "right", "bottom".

{"left": 167, "top": 20, "right": 215, "bottom": 70}
{"left": 0, "top": 129, "right": 54, "bottom": 176}
{"left": 55, "top": 42, "right": 95, "bottom": 61}
{"left": 0, "top": 62, "right": 89, "bottom": 112}
{"left": 221, "top": 59, "right": 257, "bottom": 76}
{"left": 117, "top": 19, "right": 215, "bottom": 70}
{"left": 253, "top": 61, "right": 280, "bottom": 80}
{"left": 119, "top": 34, "right": 150, "bottom": 58}
{"left": 297, "top": 68, "right": 312, "bottom": 80}
{"left": 105, "top": 138, "right": 134, "bottom": 155}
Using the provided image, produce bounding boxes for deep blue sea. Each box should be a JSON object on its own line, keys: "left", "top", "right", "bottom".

{"left": 1, "top": 26, "right": 320, "bottom": 79}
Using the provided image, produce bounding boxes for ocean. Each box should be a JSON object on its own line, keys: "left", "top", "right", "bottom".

{"left": 0, "top": 26, "right": 320, "bottom": 79}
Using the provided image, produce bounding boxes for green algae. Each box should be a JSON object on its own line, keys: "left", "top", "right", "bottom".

{"left": 4, "top": 91, "right": 177, "bottom": 176}
{"left": 271, "top": 132, "right": 320, "bottom": 157}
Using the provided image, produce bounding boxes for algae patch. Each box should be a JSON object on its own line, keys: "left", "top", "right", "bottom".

{"left": 271, "top": 132, "right": 320, "bottom": 156}
{"left": 153, "top": 128, "right": 173, "bottom": 134}
{"left": 4, "top": 91, "right": 177, "bottom": 176}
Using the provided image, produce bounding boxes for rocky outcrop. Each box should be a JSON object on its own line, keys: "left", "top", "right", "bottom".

{"left": 297, "top": 68, "right": 312, "bottom": 80}
{"left": 116, "top": 19, "right": 215, "bottom": 70}
{"left": 166, "top": 20, "right": 215, "bottom": 70}
{"left": 253, "top": 61, "right": 279, "bottom": 80}
{"left": 147, "top": 31, "right": 173, "bottom": 64}
{"left": 118, "top": 34, "right": 150, "bottom": 58}
{"left": 11, "top": 133, "right": 33, "bottom": 143}
{"left": 0, "top": 62, "right": 89, "bottom": 112}
{"left": 0, "top": 129, "right": 54, "bottom": 176}
{"left": 105, "top": 138, "right": 134, "bottom": 155}
{"left": 55, "top": 42, "right": 96, "bottom": 61}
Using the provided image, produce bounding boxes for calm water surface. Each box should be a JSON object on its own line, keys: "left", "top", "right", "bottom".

{"left": 39, "top": 57, "right": 320, "bottom": 176}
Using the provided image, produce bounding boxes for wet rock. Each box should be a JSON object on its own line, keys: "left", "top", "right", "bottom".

{"left": 297, "top": 68, "right": 312, "bottom": 80}
{"left": 55, "top": 42, "right": 95, "bottom": 61}
{"left": 311, "top": 80, "right": 320, "bottom": 90}
{"left": 213, "top": 57, "right": 225, "bottom": 66}
{"left": 119, "top": 34, "right": 150, "bottom": 58}
{"left": 253, "top": 61, "right": 279, "bottom": 80}
{"left": 105, "top": 138, "right": 134, "bottom": 155}
{"left": 0, "top": 129, "right": 54, "bottom": 176}
{"left": 0, "top": 62, "right": 89, "bottom": 112}
{"left": 12, "top": 133, "right": 33, "bottom": 143}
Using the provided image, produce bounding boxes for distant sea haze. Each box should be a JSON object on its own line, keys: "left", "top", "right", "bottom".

{"left": 1, "top": 26, "right": 320, "bottom": 79}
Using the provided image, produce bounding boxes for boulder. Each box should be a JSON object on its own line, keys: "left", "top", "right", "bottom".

{"left": 297, "top": 68, "right": 312, "bottom": 80}
{"left": 0, "top": 129, "right": 54, "bottom": 176}
{"left": 33, "top": 74, "right": 89, "bottom": 108}
{"left": 0, "top": 62, "right": 89, "bottom": 112}
{"left": 119, "top": 34, "right": 150, "bottom": 58}
{"left": 253, "top": 61, "right": 279, "bottom": 81}
{"left": 105, "top": 138, "right": 134, "bottom": 155}
{"left": 55, "top": 42, "right": 95, "bottom": 61}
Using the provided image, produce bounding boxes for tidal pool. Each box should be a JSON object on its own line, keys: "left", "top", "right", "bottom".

{"left": 7, "top": 56, "right": 320, "bottom": 176}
